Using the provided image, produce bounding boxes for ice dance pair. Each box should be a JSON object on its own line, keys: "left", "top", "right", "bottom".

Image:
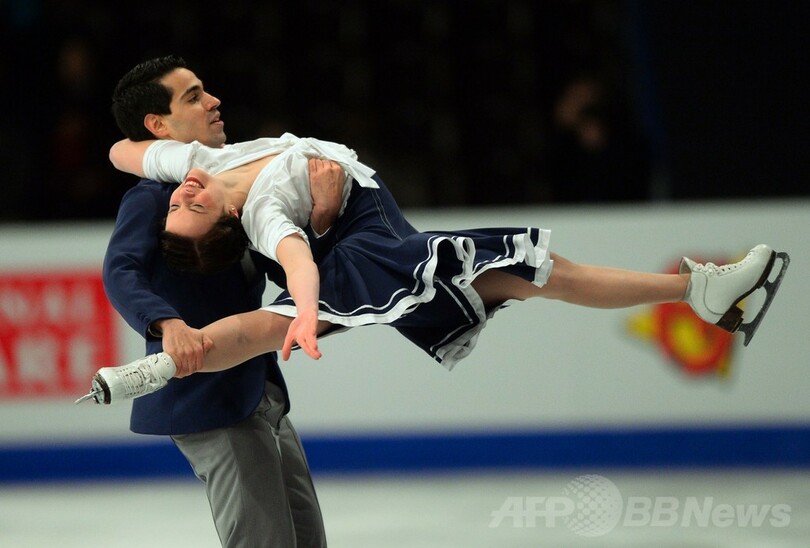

{"left": 79, "top": 242, "right": 789, "bottom": 405}
{"left": 76, "top": 128, "right": 791, "bottom": 405}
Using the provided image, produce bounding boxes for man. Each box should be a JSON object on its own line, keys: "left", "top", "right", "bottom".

{"left": 105, "top": 55, "right": 337, "bottom": 547}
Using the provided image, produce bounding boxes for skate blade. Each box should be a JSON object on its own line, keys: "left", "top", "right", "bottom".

{"left": 74, "top": 374, "right": 113, "bottom": 405}
{"left": 74, "top": 387, "right": 102, "bottom": 405}
{"left": 739, "top": 251, "right": 790, "bottom": 346}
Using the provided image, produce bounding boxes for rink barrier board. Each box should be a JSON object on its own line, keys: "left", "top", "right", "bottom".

{"left": 2, "top": 424, "right": 809, "bottom": 483}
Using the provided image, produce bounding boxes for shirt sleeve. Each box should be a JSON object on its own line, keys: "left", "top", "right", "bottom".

{"left": 142, "top": 139, "right": 282, "bottom": 181}
{"left": 142, "top": 140, "right": 199, "bottom": 182}
{"left": 240, "top": 152, "right": 312, "bottom": 261}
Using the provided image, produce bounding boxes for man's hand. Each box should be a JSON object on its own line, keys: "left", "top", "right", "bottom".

{"left": 153, "top": 318, "right": 213, "bottom": 377}
{"left": 308, "top": 158, "right": 344, "bottom": 235}
{"left": 281, "top": 309, "right": 321, "bottom": 361}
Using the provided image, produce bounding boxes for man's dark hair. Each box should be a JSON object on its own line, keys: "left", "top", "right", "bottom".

{"left": 160, "top": 215, "right": 250, "bottom": 274}
{"left": 112, "top": 55, "right": 188, "bottom": 141}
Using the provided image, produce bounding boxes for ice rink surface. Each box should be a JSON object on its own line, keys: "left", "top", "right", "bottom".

{"left": 2, "top": 469, "right": 808, "bottom": 547}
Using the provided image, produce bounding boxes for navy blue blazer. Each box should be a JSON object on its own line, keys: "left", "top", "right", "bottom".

{"left": 103, "top": 178, "right": 294, "bottom": 435}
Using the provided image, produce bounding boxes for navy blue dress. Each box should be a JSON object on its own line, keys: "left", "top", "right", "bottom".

{"left": 265, "top": 176, "right": 552, "bottom": 370}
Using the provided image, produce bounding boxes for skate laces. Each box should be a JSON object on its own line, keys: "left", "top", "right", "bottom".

{"left": 693, "top": 250, "right": 754, "bottom": 276}
{"left": 693, "top": 262, "right": 730, "bottom": 275}
{"left": 118, "top": 355, "right": 163, "bottom": 398}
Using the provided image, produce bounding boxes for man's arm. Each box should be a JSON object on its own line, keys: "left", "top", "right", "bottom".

{"left": 103, "top": 182, "right": 208, "bottom": 375}
{"left": 306, "top": 158, "right": 344, "bottom": 260}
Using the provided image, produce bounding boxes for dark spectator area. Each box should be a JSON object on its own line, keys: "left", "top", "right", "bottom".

{"left": 2, "top": 1, "right": 806, "bottom": 221}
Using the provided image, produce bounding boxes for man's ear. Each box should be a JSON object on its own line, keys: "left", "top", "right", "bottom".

{"left": 144, "top": 113, "right": 170, "bottom": 139}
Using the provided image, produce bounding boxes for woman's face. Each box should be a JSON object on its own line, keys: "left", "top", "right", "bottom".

{"left": 166, "top": 168, "right": 231, "bottom": 238}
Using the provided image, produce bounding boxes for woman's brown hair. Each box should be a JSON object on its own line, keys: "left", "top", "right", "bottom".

{"left": 160, "top": 215, "right": 249, "bottom": 274}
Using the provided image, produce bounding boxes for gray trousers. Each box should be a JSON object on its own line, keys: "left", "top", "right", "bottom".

{"left": 172, "top": 383, "right": 326, "bottom": 547}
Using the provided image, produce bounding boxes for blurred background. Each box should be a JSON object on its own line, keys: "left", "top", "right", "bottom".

{"left": 2, "top": 1, "right": 809, "bottom": 546}
{"left": 2, "top": 0, "right": 807, "bottom": 221}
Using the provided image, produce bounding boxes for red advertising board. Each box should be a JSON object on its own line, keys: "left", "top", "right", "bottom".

{"left": 0, "top": 271, "right": 117, "bottom": 398}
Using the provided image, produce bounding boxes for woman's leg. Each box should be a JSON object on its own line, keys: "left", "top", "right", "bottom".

{"left": 85, "top": 312, "right": 335, "bottom": 404}
{"left": 198, "top": 310, "right": 334, "bottom": 373}
{"left": 197, "top": 253, "right": 686, "bottom": 372}
{"left": 472, "top": 252, "right": 688, "bottom": 309}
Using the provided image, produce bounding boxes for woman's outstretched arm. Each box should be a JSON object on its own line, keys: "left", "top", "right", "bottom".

{"left": 275, "top": 234, "right": 322, "bottom": 361}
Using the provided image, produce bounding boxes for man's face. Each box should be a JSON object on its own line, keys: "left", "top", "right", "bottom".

{"left": 158, "top": 68, "right": 226, "bottom": 147}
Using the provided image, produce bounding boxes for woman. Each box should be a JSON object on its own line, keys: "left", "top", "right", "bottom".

{"left": 81, "top": 134, "right": 784, "bottom": 404}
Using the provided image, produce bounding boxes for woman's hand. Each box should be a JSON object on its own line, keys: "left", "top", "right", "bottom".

{"left": 276, "top": 234, "right": 322, "bottom": 361}
{"left": 282, "top": 309, "right": 321, "bottom": 361}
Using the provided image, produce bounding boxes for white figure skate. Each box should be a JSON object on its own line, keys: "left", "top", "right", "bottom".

{"left": 74, "top": 352, "right": 176, "bottom": 405}
{"left": 680, "top": 244, "right": 790, "bottom": 346}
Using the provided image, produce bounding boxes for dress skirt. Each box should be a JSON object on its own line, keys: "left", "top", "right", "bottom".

{"left": 262, "top": 177, "right": 553, "bottom": 370}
